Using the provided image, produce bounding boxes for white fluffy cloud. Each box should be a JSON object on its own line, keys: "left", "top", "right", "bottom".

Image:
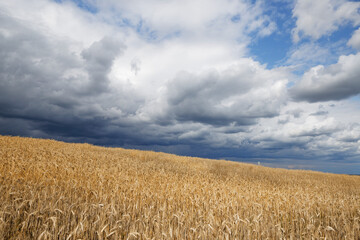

{"left": 0, "top": 0, "right": 116, "bottom": 48}
{"left": 95, "top": 0, "right": 276, "bottom": 42}
{"left": 292, "top": 0, "right": 360, "bottom": 42}
{"left": 291, "top": 53, "right": 360, "bottom": 102}
{"left": 348, "top": 27, "right": 360, "bottom": 50}
{"left": 250, "top": 101, "right": 360, "bottom": 158}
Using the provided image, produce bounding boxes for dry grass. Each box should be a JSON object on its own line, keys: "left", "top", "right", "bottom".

{"left": 0, "top": 135, "right": 359, "bottom": 239}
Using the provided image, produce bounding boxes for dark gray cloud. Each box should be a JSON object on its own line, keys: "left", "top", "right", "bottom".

{"left": 0, "top": 11, "right": 141, "bottom": 145}
{"left": 291, "top": 53, "right": 360, "bottom": 102}
{"left": 165, "top": 64, "right": 287, "bottom": 126}
{"left": 81, "top": 37, "right": 126, "bottom": 93}
{"left": 0, "top": 12, "right": 78, "bottom": 120}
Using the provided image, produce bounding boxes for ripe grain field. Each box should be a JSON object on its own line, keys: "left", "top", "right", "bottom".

{"left": 0, "top": 135, "right": 359, "bottom": 239}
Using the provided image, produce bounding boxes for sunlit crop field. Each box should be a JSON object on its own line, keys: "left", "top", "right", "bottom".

{"left": 0, "top": 135, "right": 359, "bottom": 239}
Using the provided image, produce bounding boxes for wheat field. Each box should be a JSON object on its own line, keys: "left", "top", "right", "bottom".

{"left": 0, "top": 135, "right": 359, "bottom": 239}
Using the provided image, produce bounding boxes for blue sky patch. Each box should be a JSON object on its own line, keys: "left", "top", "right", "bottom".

{"left": 54, "top": 0, "right": 98, "bottom": 14}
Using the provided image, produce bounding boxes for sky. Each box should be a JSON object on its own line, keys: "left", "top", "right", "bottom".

{"left": 0, "top": 0, "right": 360, "bottom": 174}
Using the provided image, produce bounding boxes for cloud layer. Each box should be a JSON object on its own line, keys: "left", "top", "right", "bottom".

{"left": 292, "top": 0, "right": 360, "bottom": 42}
{"left": 0, "top": 0, "right": 360, "bottom": 174}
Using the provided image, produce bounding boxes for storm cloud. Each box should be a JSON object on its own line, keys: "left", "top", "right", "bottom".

{"left": 165, "top": 61, "right": 288, "bottom": 126}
